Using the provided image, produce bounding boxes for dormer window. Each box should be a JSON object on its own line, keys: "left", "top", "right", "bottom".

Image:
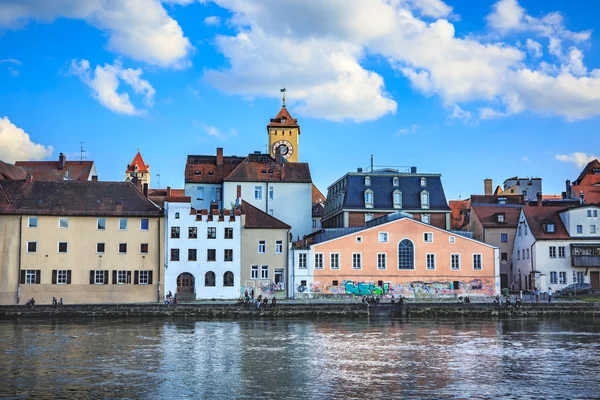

{"left": 208, "top": 171, "right": 214, "bottom": 176}
{"left": 546, "top": 224, "right": 555, "bottom": 233}
{"left": 498, "top": 197, "right": 507, "bottom": 204}
{"left": 393, "top": 177, "right": 399, "bottom": 186}
{"left": 420, "top": 190, "right": 429, "bottom": 209}
{"left": 364, "top": 189, "right": 374, "bottom": 208}
{"left": 194, "top": 170, "right": 201, "bottom": 175}
{"left": 281, "top": 117, "right": 287, "bottom": 124}
{"left": 420, "top": 177, "right": 427, "bottom": 187}
{"left": 497, "top": 213, "right": 505, "bottom": 223}
{"left": 365, "top": 176, "right": 371, "bottom": 186}
{"left": 393, "top": 190, "right": 402, "bottom": 209}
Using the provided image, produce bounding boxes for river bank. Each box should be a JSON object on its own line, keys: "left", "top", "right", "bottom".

{"left": 1, "top": 301, "right": 599, "bottom": 319}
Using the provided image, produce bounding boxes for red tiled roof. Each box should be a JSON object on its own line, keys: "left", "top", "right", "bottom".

{"left": 126, "top": 151, "right": 149, "bottom": 173}
{"left": 542, "top": 195, "right": 563, "bottom": 200}
{"left": 0, "top": 160, "right": 27, "bottom": 180}
{"left": 449, "top": 199, "right": 470, "bottom": 230}
{"left": 238, "top": 200, "right": 291, "bottom": 229}
{"left": 572, "top": 184, "right": 600, "bottom": 205}
{"left": 472, "top": 205, "right": 522, "bottom": 228}
{"left": 148, "top": 188, "right": 185, "bottom": 197}
{"left": 15, "top": 161, "right": 94, "bottom": 181}
{"left": 185, "top": 155, "right": 245, "bottom": 184}
{"left": 267, "top": 107, "right": 299, "bottom": 128}
{"left": 522, "top": 207, "right": 569, "bottom": 240}
{"left": 574, "top": 159, "right": 600, "bottom": 185}
{"left": 224, "top": 153, "right": 312, "bottom": 183}
{"left": 312, "top": 184, "right": 325, "bottom": 204}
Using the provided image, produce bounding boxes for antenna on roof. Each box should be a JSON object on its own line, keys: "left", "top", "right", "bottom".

{"left": 156, "top": 170, "right": 161, "bottom": 188}
{"left": 79, "top": 142, "right": 86, "bottom": 164}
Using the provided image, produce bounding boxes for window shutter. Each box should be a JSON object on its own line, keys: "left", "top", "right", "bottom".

{"left": 134, "top": 271, "right": 139, "bottom": 285}
{"left": 127, "top": 271, "right": 131, "bottom": 284}
{"left": 35, "top": 270, "right": 41, "bottom": 284}
{"left": 104, "top": 270, "right": 109, "bottom": 285}
{"left": 20, "top": 270, "right": 25, "bottom": 284}
{"left": 67, "top": 270, "right": 72, "bottom": 284}
{"left": 112, "top": 270, "right": 117, "bottom": 285}
{"left": 52, "top": 270, "right": 57, "bottom": 284}
{"left": 148, "top": 271, "right": 153, "bottom": 285}
{"left": 90, "top": 270, "right": 95, "bottom": 285}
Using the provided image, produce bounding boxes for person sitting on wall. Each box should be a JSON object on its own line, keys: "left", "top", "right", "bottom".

{"left": 52, "top": 297, "right": 57, "bottom": 306}
{"left": 375, "top": 296, "right": 381, "bottom": 306}
{"left": 464, "top": 296, "right": 471, "bottom": 304}
{"left": 271, "top": 297, "right": 277, "bottom": 308}
{"left": 505, "top": 296, "right": 512, "bottom": 308}
{"left": 515, "top": 295, "right": 523, "bottom": 308}
{"left": 263, "top": 297, "right": 269, "bottom": 310}
{"left": 398, "top": 296, "right": 404, "bottom": 304}
{"left": 390, "top": 295, "right": 396, "bottom": 304}
{"left": 493, "top": 295, "right": 501, "bottom": 305}
{"left": 25, "top": 298, "right": 35, "bottom": 307}
{"left": 457, "top": 296, "right": 464, "bottom": 304}
{"left": 59, "top": 298, "right": 64, "bottom": 305}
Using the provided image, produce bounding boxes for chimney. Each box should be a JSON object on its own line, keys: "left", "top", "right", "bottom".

{"left": 410, "top": 167, "right": 417, "bottom": 174}
{"left": 216, "top": 147, "right": 223, "bottom": 168}
{"left": 59, "top": 153, "right": 66, "bottom": 170}
{"left": 166, "top": 186, "right": 172, "bottom": 197}
{"left": 537, "top": 192, "right": 542, "bottom": 207}
{"left": 566, "top": 180, "right": 572, "bottom": 198}
{"left": 91, "top": 175, "right": 98, "bottom": 182}
{"left": 116, "top": 201, "right": 123, "bottom": 212}
{"left": 579, "top": 191, "right": 585, "bottom": 204}
{"left": 275, "top": 145, "right": 281, "bottom": 162}
{"left": 210, "top": 201, "right": 219, "bottom": 211}
{"left": 484, "top": 179, "right": 492, "bottom": 196}
{"left": 236, "top": 185, "right": 241, "bottom": 198}
{"left": 25, "top": 173, "right": 33, "bottom": 184}
{"left": 133, "top": 177, "right": 142, "bottom": 193}
{"left": 280, "top": 164, "right": 285, "bottom": 181}
{"left": 143, "top": 183, "right": 149, "bottom": 198}
{"left": 357, "top": 167, "right": 363, "bottom": 173}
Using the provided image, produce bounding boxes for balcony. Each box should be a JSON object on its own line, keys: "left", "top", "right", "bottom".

{"left": 572, "top": 255, "right": 600, "bottom": 267}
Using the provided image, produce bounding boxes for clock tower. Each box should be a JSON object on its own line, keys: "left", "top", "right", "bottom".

{"left": 267, "top": 89, "right": 300, "bottom": 163}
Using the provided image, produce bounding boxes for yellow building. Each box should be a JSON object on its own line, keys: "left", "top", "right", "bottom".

{"left": 126, "top": 149, "right": 151, "bottom": 187}
{"left": 0, "top": 177, "right": 164, "bottom": 305}
{"left": 267, "top": 97, "right": 301, "bottom": 163}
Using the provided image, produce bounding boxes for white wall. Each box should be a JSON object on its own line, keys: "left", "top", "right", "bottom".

{"left": 512, "top": 210, "right": 536, "bottom": 290}
{"left": 185, "top": 183, "right": 224, "bottom": 211}
{"left": 164, "top": 201, "right": 241, "bottom": 299}
{"left": 289, "top": 248, "right": 313, "bottom": 297}
{"left": 560, "top": 206, "right": 600, "bottom": 237}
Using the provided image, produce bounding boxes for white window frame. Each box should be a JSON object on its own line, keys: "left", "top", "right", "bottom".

{"left": 393, "top": 177, "right": 399, "bottom": 186}
{"left": 558, "top": 246, "right": 566, "bottom": 258}
{"left": 559, "top": 271, "right": 567, "bottom": 284}
{"left": 365, "top": 176, "right": 371, "bottom": 186}
{"left": 140, "top": 219, "right": 149, "bottom": 231}
{"left": 258, "top": 240, "right": 266, "bottom": 254}
{"left": 140, "top": 243, "right": 149, "bottom": 255}
{"left": 197, "top": 187, "right": 204, "bottom": 201}
{"left": 119, "top": 218, "right": 128, "bottom": 231}
{"left": 549, "top": 246, "right": 556, "bottom": 258}
{"left": 423, "top": 232, "right": 433, "bottom": 243}
{"left": 25, "top": 270, "right": 37, "bottom": 284}
{"left": 269, "top": 186, "right": 274, "bottom": 200}
{"left": 27, "top": 241, "right": 37, "bottom": 253}
{"left": 364, "top": 189, "right": 374, "bottom": 208}
{"left": 473, "top": 254, "right": 482, "bottom": 270}
{"left": 314, "top": 253, "right": 324, "bottom": 270}
{"left": 550, "top": 271, "right": 557, "bottom": 284}
{"left": 275, "top": 240, "right": 283, "bottom": 253}
{"left": 119, "top": 243, "right": 127, "bottom": 254}
{"left": 57, "top": 270, "right": 68, "bottom": 284}
{"left": 449, "top": 236, "right": 455, "bottom": 244}
{"left": 298, "top": 253, "right": 307, "bottom": 269}
{"left": 422, "top": 214, "right": 430, "bottom": 224}
{"left": 377, "top": 253, "right": 387, "bottom": 270}
{"left": 254, "top": 186, "right": 262, "bottom": 200}
{"left": 356, "top": 236, "right": 363, "bottom": 243}
{"left": 58, "top": 241, "right": 68, "bottom": 253}
{"left": 426, "top": 253, "right": 436, "bottom": 270}
{"left": 420, "top": 177, "right": 427, "bottom": 187}
{"left": 393, "top": 190, "right": 402, "bottom": 209}
{"left": 251, "top": 265, "right": 259, "bottom": 279}
{"left": 576, "top": 225, "right": 583, "bottom": 234}
{"left": 352, "top": 253, "right": 362, "bottom": 270}
{"left": 97, "top": 218, "right": 106, "bottom": 230}
{"left": 592, "top": 225, "right": 597, "bottom": 234}
{"left": 139, "top": 270, "right": 149, "bottom": 285}
{"left": 96, "top": 242, "right": 105, "bottom": 254}
{"left": 378, "top": 232, "right": 388, "bottom": 243}
{"left": 261, "top": 265, "right": 269, "bottom": 279}
{"left": 59, "top": 217, "right": 69, "bottom": 229}
{"left": 94, "top": 270, "right": 105, "bottom": 284}
{"left": 364, "top": 213, "right": 374, "bottom": 222}
{"left": 330, "top": 253, "right": 340, "bottom": 270}
{"left": 420, "top": 191, "right": 429, "bottom": 209}
{"left": 117, "top": 270, "right": 128, "bottom": 284}
{"left": 451, "top": 253, "right": 460, "bottom": 270}
{"left": 28, "top": 216, "right": 38, "bottom": 228}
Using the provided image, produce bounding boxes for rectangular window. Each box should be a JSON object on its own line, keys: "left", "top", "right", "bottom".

{"left": 224, "top": 228, "right": 233, "bottom": 239}
{"left": 517, "top": 251, "right": 520, "bottom": 260}
{"left": 558, "top": 246, "right": 565, "bottom": 258}
{"left": 188, "top": 227, "right": 198, "bottom": 239}
{"left": 549, "top": 246, "right": 556, "bottom": 258}
{"left": 207, "top": 227, "right": 216, "bottom": 239}
{"left": 188, "top": 248, "right": 197, "bottom": 261}
{"left": 559, "top": 271, "right": 567, "bottom": 284}
{"left": 251, "top": 265, "right": 259, "bottom": 279}
{"left": 577, "top": 271, "right": 584, "bottom": 284}
{"left": 171, "top": 227, "right": 180, "bottom": 238}
{"left": 224, "top": 249, "right": 233, "bottom": 261}
{"left": 275, "top": 240, "right": 283, "bottom": 253}
{"left": 170, "top": 248, "right": 180, "bottom": 261}
{"left": 449, "top": 236, "right": 455, "bottom": 244}
{"left": 592, "top": 225, "right": 597, "bottom": 234}
{"left": 393, "top": 191, "right": 402, "bottom": 208}
{"left": 25, "top": 270, "right": 40, "bottom": 284}
{"left": 501, "top": 252, "right": 508, "bottom": 261}
{"left": 352, "top": 253, "right": 362, "bottom": 270}
{"left": 550, "top": 271, "right": 557, "bottom": 284}
{"left": 207, "top": 249, "right": 216, "bottom": 261}
{"left": 56, "top": 270, "right": 69, "bottom": 284}
{"left": 175, "top": 212, "right": 180, "bottom": 219}
{"left": 422, "top": 214, "right": 430, "bottom": 224}
{"left": 315, "top": 253, "right": 324, "bottom": 269}
{"left": 298, "top": 253, "right": 307, "bottom": 269}
{"left": 140, "top": 243, "right": 149, "bottom": 254}
{"left": 451, "top": 254, "right": 460, "bottom": 270}
{"left": 365, "top": 213, "right": 374, "bottom": 222}
{"left": 268, "top": 209, "right": 274, "bottom": 216}
{"left": 258, "top": 240, "right": 266, "bottom": 253}
{"left": 95, "top": 270, "right": 105, "bottom": 284}
{"left": 426, "top": 253, "right": 436, "bottom": 270}
{"left": 421, "top": 192, "right": 429, "bottom": 208}
{"left": 59, "top": 217, "right": 69, "bottom": 229}
{"left": 97, "top": 218, "right": 106, "bottom": 230}
{"left": 139, "top": 271, "right": 150, "bottom": 285}
{"left": 473, "top": 254, "right": 482, "bottom": 270}
{"left": 261, "top": 265, "right": 269, "bottom": 279}
{"left": 526, "top": 249, "right": 530, "bottom": 259}
{"left": 197, "top": 187, "right": 204, "bottom": 200}
{"left": 117, "top": 270, "right": 128, "bottom": 284}
{"left": 140, "top": 219, "right": 149, "bottom": 230}
{"left": 577, "top": 225, "right": 583, "bottom": 234}
{"left": 269, "top": 186, "right": 274, "bottom": 200}
{"left": 27, "top": 241, "right": 37, "bottom": 253}
{"left": 365, "top": 191, "right": 373, "bottom": 206}
{"left": 332, "top": 280, "right": 339, "bottom": 286}
{"left": 588, "top": 210, "right": 592, "bottom": 217}
{"left": 423, "top": 232, "right": 433, "bottom": 243}
{"left": 330, "top": 253, "right": 340, "bottom": 270}
{"left": 594, "top": 210, "right": 598, "bottom": 217}
{"left": 497, "top": 214, "right": 505, "bottom": 223}
{"left": 119, "top": 218, "right": 128, "bottom": 230}
{"left": 501, "top": 233, "right": 508, "bottom": 243}
{"left": 28, "top": 216, "right": 38, "bottom": 228}
{"left": 215, "top": 187, "right": 222, "bottom": 201}
{"left": 377, "top": 253, "right": 387, "bottom": 270}
{"left": 274, "top": 269, "right": 284, "bottom": 287}
{"left": 58, "top": 242, "right": 68, "bottom": 253}
{"left": 379, "top": 232, "right": 388, "bottom": 243}
{"left": 119, "top": 243, "right": 127, "bottom": 254}
{"left": 97, "top": 243, "right": 105, "bottom": 253}
{"left": 255, "top": 186, "right": 262, "bottom": 200}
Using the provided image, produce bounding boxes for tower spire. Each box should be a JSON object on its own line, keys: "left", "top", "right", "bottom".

{"left": 280, "top": 87, "right": 287, "bottom": 108}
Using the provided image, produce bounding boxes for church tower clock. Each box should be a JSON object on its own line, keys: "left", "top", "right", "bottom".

{"left": 267, "top": 89, "right": 300, "bottom": 163}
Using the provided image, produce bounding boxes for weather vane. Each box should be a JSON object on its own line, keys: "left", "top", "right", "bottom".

{"left": 280, "top": 87, "right": 286, "bottom": 107}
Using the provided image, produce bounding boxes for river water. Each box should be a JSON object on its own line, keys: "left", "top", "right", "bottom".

{"left": 1, "top": 317, "right": 599, "bottom": 399}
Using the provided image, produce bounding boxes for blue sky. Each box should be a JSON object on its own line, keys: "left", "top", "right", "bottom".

{"left": 0, "top": 0, "right": 598, "bottom": 200}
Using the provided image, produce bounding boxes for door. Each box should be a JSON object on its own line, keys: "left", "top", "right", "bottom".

{"left": 177, "top": 273, "right": 195, "bottom": 293}
{"left": 500, "top": 274, "right": 509, "bottom": 289}
{"left": 591, "top": 271, "right": 600, "bottom": 289}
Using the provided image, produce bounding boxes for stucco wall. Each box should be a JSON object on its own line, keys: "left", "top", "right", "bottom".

{"left": 560, "top": 206, "right": 600, "bottom": 237}
{"left": 185, "top": 183, "right": 223, "bottom": 210}
{"left": 0, "top": 216, "right": 21, "bottom": 304}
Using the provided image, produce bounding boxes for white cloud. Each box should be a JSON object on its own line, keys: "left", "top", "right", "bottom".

{"left": 525, "top": 39, "right": 542, "bottom": 58}
{"left": 68, "top": 59, "right": 156, "bottom": 116}
{"left": 7, "top": 67, "right": 19, "bottom": 77}
{"left": 0, "top": 117, "right": 53, "bottom": 163}
{"left": 395, "top": 124, "right": 419, "bottom": 135}
{"left": 193, "top": 121, "right": 238, "bottom": 140}
{"left": 0, "top": 1, "right": 192, "bottom": 69}
{"left": 204, "top": 16, "right": 221, "bottom": 26}
{"left": 449, "top": 104, "right": 473, "bottom": 123}
{"left": 555, "top": 152, "right": 599, "bottom": 168}
{"left": 408, "top": 0, "right": 454, "bottom": 19}
{"left": 479, "top": 107, "right": 506, "bottom": 120}
{"left": 229, "top": 128, "right": 238, "bottom": 136}
{"left": 486, "top": 0, "right": 525, "bottom": 32}
{"left": 0, "top": 59, "right": 22, "bottom": 65}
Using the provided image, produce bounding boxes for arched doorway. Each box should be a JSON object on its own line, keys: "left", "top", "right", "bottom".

{"left": 177, "top": 273, "right": 195, "bottom": 293}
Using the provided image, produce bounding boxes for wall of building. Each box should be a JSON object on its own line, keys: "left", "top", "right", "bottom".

{"left": 486, "top": 228, "right": 516, "bottom": 286}
{"left": 502, "top": 179, "right": 542, "bottom": 202}
{"left": 0, "top": 216, "right": 21, "bottom": 304}
{"left": 240, "top": 226, "right": 288, "bottom": 298}
{"left": 268, "top": 126, "right": 300, "bottom": 162}
{"left": 164, "top": 202, "right": 241, "bottom": 300}
{"left": 11, "top": 214, "right": 163, "bottom": 305}
{"left": 185, "top": 182, "right": 223, "bottom": 210}
{"left": 347, "top": 211, "right": 449, "bottom": 230}
{"left": 512, "top": 210, "right": 536, "bottom": 291}
{"left": 560, "top": 206, "right": 600, "bottom": 237}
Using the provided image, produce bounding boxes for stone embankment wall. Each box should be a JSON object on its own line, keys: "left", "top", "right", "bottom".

{"left": 1, "top": 302, "right": 599, "bottom": 319}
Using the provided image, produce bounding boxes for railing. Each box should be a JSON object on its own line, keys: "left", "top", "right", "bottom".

{"left": 572, "top": 255, "right": 600, "bottom": 267}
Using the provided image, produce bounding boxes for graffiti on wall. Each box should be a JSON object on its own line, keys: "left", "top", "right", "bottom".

{"left": 241, "top": 281, "right": 285, "bottom": 298}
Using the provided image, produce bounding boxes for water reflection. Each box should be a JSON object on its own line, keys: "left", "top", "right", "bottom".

{"left": 0, "top": 317, "right": 599, "bottom": 399}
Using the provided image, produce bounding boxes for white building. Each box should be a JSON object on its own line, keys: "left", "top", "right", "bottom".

{"left": 513, "top": 204, "right": 600, "bottom": 292}
{"left": 164, "top": 197, "right": 241, "bottom": 300}
{"left": 501, "top": 177, "right": 542, "bottom": 202}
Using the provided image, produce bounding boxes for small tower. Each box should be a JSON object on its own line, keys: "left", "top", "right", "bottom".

{"left": 267, "top": 88, "right": 300, "bottom": 163}
{"left": 125, "top": 148, "right": 151, "bottom": 187}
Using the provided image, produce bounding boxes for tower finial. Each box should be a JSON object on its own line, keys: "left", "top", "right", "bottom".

{"left": 280, "top": 87, "right": 286, "bottom": 108}
{"left": 138, "top": 146, "right": 140, "bottom": 153}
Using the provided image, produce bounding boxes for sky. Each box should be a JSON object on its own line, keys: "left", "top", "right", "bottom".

{"left": 0, "top": 0, "right": 599, "bottom": 200}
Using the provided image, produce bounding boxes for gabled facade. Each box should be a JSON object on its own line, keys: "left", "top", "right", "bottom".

{"left": 512, "top": 204, "right": 600, "bottom": 292}
{"left": 500, "top": 177, "right": 542, "bottom": 202}
{"left": 125, "top": 150, "right": 151, "bottom": 187}
{"left": 164, "top": 197, "right": 241, "bottom": 300}
{"left": 291, "top": 214, "right": 499, "bottom": 298}
{"left": 0, "top": 179, "right": 164, "bottom": 305}
{"left": 267, "top": 105, "right": 300, "bottom": 163}
{"left": 570, "top": 159, "right": 600, "bottom": 204}
{"left": 312, "top": 184, "right": 325, "bottom": 232}
{"left": 0, "top": 160, "right": 27, "bottom": 180}
{"left": 322, "top": 168, "right": 451, "bottom": 230}
{"left": 16, "top": 152, "right": 97, "bottom": 182}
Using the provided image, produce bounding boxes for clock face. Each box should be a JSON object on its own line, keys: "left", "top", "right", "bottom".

{"left": 272, "top": 140, "right": 293, "bottom": 159}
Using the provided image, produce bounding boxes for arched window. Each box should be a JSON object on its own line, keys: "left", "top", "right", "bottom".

{"left": 393, "top": 190, "right": 402, "bottom": 208}
{"left": 223, "top": 271, "right": 234, "bottom": 287}
{"left": 398, "top": 239, "right": 414, "bottom": 270}
{"left": 364, "top": 189, "right": 374, "bottom": 208}
{"left": 420, "top": 177, "right": 427, "bottom": 187}
{"left": 420, "top": 190, "right": 429, "bottom": 209}
{"left": 393, "top": 177, "right": 399, "bottom": 186}
{"left": 365, "top": 176, "right": 371, "bottom": 186}
{"left": 205, "top": 271, "right": 215, "bottom": 287}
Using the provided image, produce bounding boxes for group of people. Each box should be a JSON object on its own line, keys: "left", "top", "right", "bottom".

{"left": 493, "top": 295, "right": 523, "bottom": 308}
{"left": 530, "top": 287, "right": 553, "bottom": 303}
{"left": 164, "top": 291, "right": 177, "bottom": 305}
{"left": 457, "top": 296, "right": 472, "bottom": 304}
{"left": 361, "top": 295, "right": 381, "bottom": 305}
{"left": 51, "top": 297, "right": 64, "bottom": 306}
{"left": 240, "top": 289, "right": 277, "bottom": 310}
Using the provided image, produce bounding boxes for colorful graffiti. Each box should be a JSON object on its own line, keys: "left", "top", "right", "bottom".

{"left": 241, "top": 281, "right": 286, "bottom": 299}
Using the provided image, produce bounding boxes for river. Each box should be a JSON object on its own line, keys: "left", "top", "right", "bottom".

{"left": 1, "top": 317, "right": 599, "bottom": 399}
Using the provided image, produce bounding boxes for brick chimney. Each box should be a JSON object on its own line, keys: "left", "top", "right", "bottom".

{"left": 166, "top": 186, "right": 171, "bottom": 197}
{"left": 484, "top": 179, "right": 492, "bottom": 196}
{"left": 143, "top": 183, "right": 149, "bottom": 197}
{"left": 216, "top": 147, "right": 223, "bottom": 168}
{"left": 58, "top": 153, "right": 66, "bottom": 170}
{"left": 280, "top": 164, "right": 285, "bottom": 181}
{"left": 236, "top": 185, "right": 241, "bottom": 199}
{"left": 91, "top": 175, "right": 98, "bottom": 182}
{"left": 566, "top": 180, "right": 572, "bottom": 198}
{"left": 25, "top": 173, "right": 33, "bottom": 184}
{"left": 537, "top": 192, "right": 542, "bottom": 207}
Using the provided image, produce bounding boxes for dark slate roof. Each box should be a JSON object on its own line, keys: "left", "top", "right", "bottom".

{"left": 471, "top": 195, "right": 525, "bottom": 205}
{"left": 0, "top": 180, "right": 163, "bottom": 217}
{"left": 238, "top": 200, "right": 290, "bottom": 229}
{"left": 224, "top": 153, "right": 312, "bottom": 183}
{"left": 0, "top": 160, "right": 27, "bottom": 180}
{"left": 15, "top": 161, "right": 95, "bottom": 181}
{"left": 332, "top": 173, "right": 450, "bottom": 211}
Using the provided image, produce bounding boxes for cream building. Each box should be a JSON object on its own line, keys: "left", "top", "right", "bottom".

{"left": 0, "top": 178, "right": 164, "bottom": 305}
